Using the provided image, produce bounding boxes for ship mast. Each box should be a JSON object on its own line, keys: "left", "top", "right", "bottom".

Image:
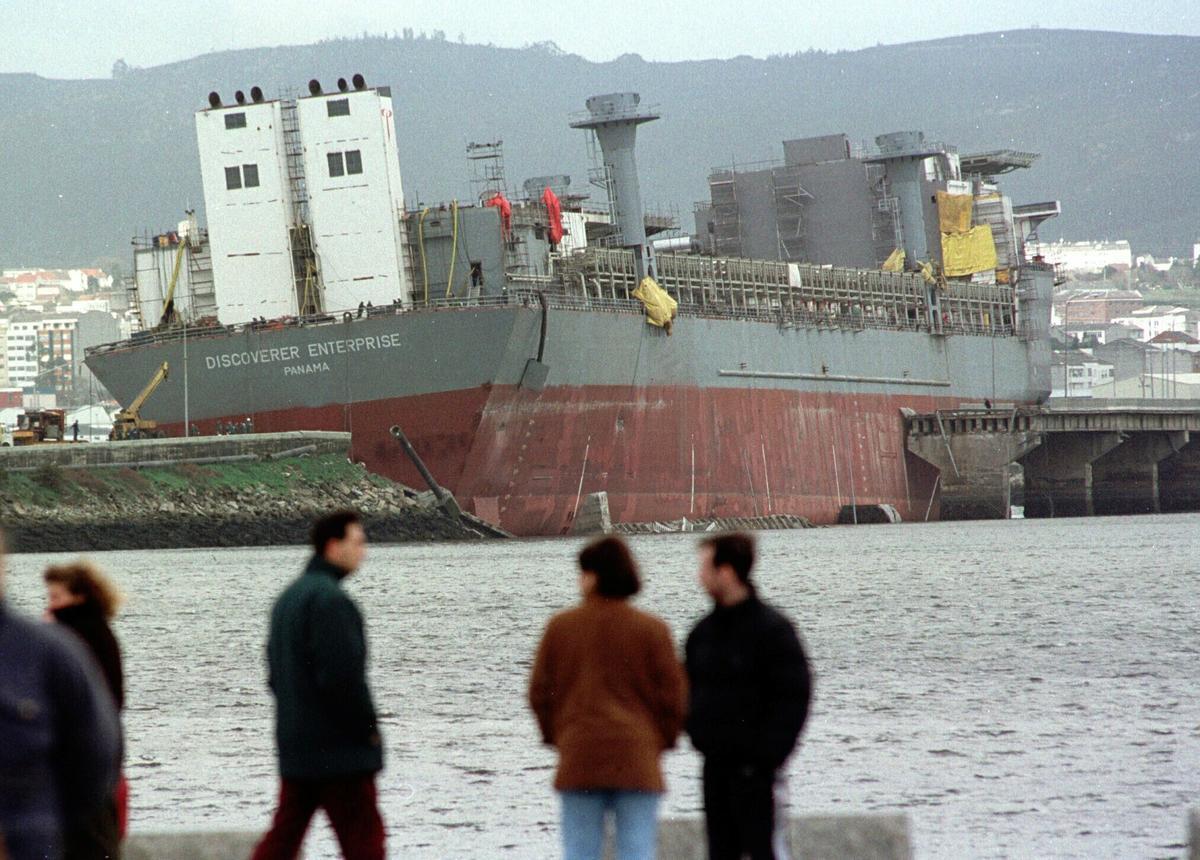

{"left": 570, "top": 93, "right": 660, "bottom": 282}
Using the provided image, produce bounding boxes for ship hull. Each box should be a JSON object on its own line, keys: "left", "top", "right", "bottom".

{"left": 86, "top": 302, "right": 1043, "bottom": 535}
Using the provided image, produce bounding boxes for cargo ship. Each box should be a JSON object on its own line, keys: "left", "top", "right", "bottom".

{"left": 86, "top": 80, "right": 1057, "bottom": 535}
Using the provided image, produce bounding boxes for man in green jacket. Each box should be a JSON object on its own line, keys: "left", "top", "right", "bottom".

{"left": 251, "top": 510, "right": 385, "bottom": 860}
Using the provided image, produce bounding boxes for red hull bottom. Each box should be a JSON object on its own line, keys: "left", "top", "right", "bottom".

{"left": 163, "top": 384, "right": 952, "bottom": 536}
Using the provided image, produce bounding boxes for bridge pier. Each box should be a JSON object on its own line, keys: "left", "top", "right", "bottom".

{"left": 1090, "top": 431, "right": 1188, "bottom": 516}
{"left": 910, "top": 406, "right": 1200, "bottom": 522}
{"left": 1149, "top": 434, "right": 1200, "bottom": 513}
{"left": 907, "top": 415, "right": 1039, "bottom": 519}
{"left": 1020, "top": 432, "right": 1123, "bottom": 518}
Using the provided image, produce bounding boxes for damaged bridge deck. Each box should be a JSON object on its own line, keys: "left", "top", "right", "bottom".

{"left": 907, "top": 403, "right": 1200, "bottom": 519}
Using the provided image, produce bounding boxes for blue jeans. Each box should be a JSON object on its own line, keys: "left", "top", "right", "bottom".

{"left": 560, "top": 789, "right": 661, "bottom": 860}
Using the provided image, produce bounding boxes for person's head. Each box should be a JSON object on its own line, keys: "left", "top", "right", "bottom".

{"left": 311, "top": 509, "right": 367, "bottom": 573}
{"left": 577, "top": 536, "right": 641, "bottom": 600}
{"left": 43, "top": 561, "right": 123, "bottom": 619}
{"left": 698, "top": 532, "right": 756, "bottom": 606}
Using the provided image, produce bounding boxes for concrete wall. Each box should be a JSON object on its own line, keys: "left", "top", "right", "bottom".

{"left": 124, "top": 815, "right": 910, "bottom": 860}
{"left": 123, "top": 805, "right": 1200, "bottom": 858}
{"left": 125, "top": 832, "right": 270, "bottom": 860}
{"left": 606, "top": 816, "right": 911, "bottom": 859}
{"left": 0, "top": 430, "right": 350, "bottom": 470}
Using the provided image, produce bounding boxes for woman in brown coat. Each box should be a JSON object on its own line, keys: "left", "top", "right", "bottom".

{"left": 529, "top": 536, "right": 687, "bottom": 860}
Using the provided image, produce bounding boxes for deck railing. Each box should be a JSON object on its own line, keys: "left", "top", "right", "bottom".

{"left": 88, "top": 250, "right": 1027, "bottom": 356}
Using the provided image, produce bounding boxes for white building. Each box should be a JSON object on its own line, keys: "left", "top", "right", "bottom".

{"left": 3, "top": 312, "right": 122, "bottom": 398}
{"left": 0, "top": 319, "right": 8, "bottom": 388}
{"left": 58, "top": 297, "right": 112, "bottom": 314}
{"left": 1110, "top": 306, "right": 1197, "bottom": 342}
{"left": 1135, "top": 254, "right": 1180, "bottom": 273}
{"left": 1051, "top": 354, "right": 1114, "bottom": 398}
{"left": 1026, "top": 240, "right": 1132, "bottom": 275}
{"left": 6, "top": 319, "right": 40, "bottom": 389}
{"left": 194, "top": 79, "right": 409, "bottom": 326}
{"left": 1094, "top": 371, "right": 1200, "bottom": 399}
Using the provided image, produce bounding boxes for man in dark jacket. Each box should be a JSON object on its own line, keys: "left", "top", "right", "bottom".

{"left": 686, "top": 532, "right": 812, "bottom": 860}
{"left": 0, "top": 539, "right": 121, "bottom": 860}
{"left": 251, "top": 510, "right": 385, "bottom": 860}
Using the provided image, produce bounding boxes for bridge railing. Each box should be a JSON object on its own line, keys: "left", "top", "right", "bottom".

{"left": 909, "top": 405, "right": 1200, "bottom": 437}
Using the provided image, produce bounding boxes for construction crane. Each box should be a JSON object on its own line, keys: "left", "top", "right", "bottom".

{"left": 157, "top": 238, "right": 187, "bottom": 329}
{"left": 109, "top": 362, "right": 169, "bottom": 441}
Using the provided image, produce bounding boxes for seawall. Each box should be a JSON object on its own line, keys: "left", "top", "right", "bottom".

{"left": 0, "top": 433, "right": 494, "bottom": 552}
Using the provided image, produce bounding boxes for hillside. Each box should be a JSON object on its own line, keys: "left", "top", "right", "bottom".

{"left": 2, "top": 29, "right": 1198, "bottom": 268}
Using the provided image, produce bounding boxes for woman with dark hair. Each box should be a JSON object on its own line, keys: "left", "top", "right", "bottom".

{"left": 529, "top": 536, "right": 687, "bottom": 860}
{"left": 44, "top": 561, "right": 126, "bottom": 859}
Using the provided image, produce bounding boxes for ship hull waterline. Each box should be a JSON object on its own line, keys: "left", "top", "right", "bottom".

{"left": 85, "top": 304, "right": 1040, "bottom": 535}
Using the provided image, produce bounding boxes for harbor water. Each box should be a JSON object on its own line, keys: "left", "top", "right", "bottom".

{"left": 5, "top": 514, "right": 1200, "bottom": 858}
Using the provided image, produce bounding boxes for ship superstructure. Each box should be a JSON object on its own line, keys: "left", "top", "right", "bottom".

{"left": 90, "top": 80, "right": 1057, "bottom": 535}
{"left": 193, "top": 77, "right": 409, "bottom": 324}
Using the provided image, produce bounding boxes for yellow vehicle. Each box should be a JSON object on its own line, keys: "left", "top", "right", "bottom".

{"left": 109, "top": 362, "right": 169, "bottom": 441}
{"left": 13, "top": 409, "right": 68, "bottom": 445}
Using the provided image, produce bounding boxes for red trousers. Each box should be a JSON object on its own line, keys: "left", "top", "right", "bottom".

{"left": 250, "top": 773, "right": 386, "bottom": 860}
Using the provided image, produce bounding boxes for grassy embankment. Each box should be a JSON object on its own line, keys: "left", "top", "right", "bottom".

{"left": 0, "top": 454, "right": 480, "bottom": 551}
{"left": 0, "top": 453, "right": 388, "bottom": 511}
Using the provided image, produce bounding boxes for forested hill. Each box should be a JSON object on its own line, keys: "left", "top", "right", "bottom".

{"left": 3, "top": 28, "right": 1197, "bottom": 268}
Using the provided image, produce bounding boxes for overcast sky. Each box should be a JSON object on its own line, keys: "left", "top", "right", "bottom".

{"left": 4, "top": 0, "right": 1199, "bottom": 79}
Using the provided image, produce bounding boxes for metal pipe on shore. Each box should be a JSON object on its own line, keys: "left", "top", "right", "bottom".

{"left": 389, "top": 425, "right": 463, "bottom": 520}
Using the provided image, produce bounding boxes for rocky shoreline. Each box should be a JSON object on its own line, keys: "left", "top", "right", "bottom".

{"left": 0, "top": 454, "right": 492, "bottom": 553}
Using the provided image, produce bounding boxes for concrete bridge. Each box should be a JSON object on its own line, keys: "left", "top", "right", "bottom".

{"left": 906, "top": 401, "right": 1200, "bottom": 519}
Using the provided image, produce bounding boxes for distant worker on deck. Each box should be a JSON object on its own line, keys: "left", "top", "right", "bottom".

{"left": 0, "top": 531, "right": 121, "bottom": 860}
{"left": 686, "top": 533, "right": 813, "bottom": 860}
{"left": 251, "top": 510, "right": 385, "bottom": 860}
{"left": 529, "top": 535, "right": 688, "bottom": 860}
{"left": 71, "top": 420, "right": 79, "bottom": 443}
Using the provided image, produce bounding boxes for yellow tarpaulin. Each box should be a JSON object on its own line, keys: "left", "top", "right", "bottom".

{"left": 632, "top": 276, "right": 678, "bottom": 332}
{"left": 881, "top": 248, "right": 906, "bottom": 272}
{"left": 937, "top": 191, "right": 973, "bottom": 235}
{"left": 916, "top": 259, "right": 935, "bottom": 285}
{"left": 941, "top": 225, "right": 997, "bottom": 277}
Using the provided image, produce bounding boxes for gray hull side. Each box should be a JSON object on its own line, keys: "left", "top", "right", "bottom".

{"left": 86, "top": 306, "right": 1041, "bottom": 425}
